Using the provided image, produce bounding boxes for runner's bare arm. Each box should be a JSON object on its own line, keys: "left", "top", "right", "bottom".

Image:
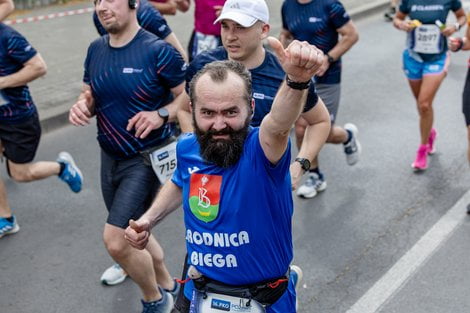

{"left": 442, "top": 8, "right": 466, "bottom": 37}
{"left": 0, "top": 0, "right": 14, "bottom": 22}
{"left": 149, "top": 0, "right": 178, "bottom": 15}
{"left": 260, "top": 37, "right": 323, "bottom": 164}
{"left": 176, "top": 90, "right": 193, "bottom": 133}
{"left": 290, "top": 98, "right": 330, "bottom": 189}
{"left": 0, "top": 53, "right": 46, "bottom": 89}
{"left": 125, "top": 180, "right": 182, "bottom": 250}
{"left": 279, "top": 28, "right": 294, "bottom": 48}
{"left": 164, "top": 32, "right": 189, "bottom": 62}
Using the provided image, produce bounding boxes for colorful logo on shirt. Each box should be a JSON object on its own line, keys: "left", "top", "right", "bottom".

{"left": 189, "top": 173, "right": 222, "bottom": 222}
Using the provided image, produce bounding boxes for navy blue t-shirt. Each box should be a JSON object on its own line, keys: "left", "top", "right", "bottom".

{"left": 0, "top": 23, "right": 38, "bottom": 123}
{"left": 186, "top": 47, "right": 319, "bottom": 127}
{"left": 83, "top": 29, "right": 186, "bottom": 159}
{"left": 93, "top": 0, "right": 171, "bottom": 39}
{"left": 281, "top": 0, "right": 350, "bottom": 84}
{"left": 400, "top": 0, "right": 462, "bottom": 62}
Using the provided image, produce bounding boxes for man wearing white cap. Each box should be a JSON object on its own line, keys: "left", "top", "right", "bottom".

{"left": 178, "top": 0, "right": 330, "bottom": 192}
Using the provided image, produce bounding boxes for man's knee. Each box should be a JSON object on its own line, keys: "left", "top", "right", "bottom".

{"left": 7, "top": 161, "right": 34, "bottom": 182}
{"left": 103, "top": 225, "right": 130, "bottom": 259}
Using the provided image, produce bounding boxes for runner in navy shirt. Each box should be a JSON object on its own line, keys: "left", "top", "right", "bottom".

{"left": 93, "top": 0, "right": 188, "bottom": 61}
{"left": 281, "top": 0, "right": 361, "bottom": 199}
{"left": 0, "top": 23, "right": 83, "bottom": 239}
{"left": 178, "top": 0, "right": 330, "bottom": 192}
{"left": 70, "top": 0, "right": 186, "bottom": 311}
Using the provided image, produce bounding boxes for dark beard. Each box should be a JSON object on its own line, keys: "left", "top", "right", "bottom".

{"left": 194, "top": 122, "right": 250, "bottom": 168}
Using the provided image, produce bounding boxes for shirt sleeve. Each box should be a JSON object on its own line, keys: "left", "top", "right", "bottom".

{"left": 328, "top": 0, "right": 350, "bottom": 30}
{"left": 155, "top": 43, "right": 186, "bottom": 88}
{"left": 138, "top": 1, "right": 172, "bottom": 39}
{"left": 281, "top": 2, "right": 288, "bottom": 30}
{"left": 83, "top": 44, "right": 93, "bottom": 85}
{"left": 171, "top": 140, "right": 184, "bottom": 188}
{"left": 185, "top": 59, "right": 202, "bottom": 94}
{"left": 399, "top": 0, "right": 410, "bottom": 14}
{"left": 6, "top": 31, "right": 37, "bottom": 65}
{"left": 451, "top": 0, "right": 462, "bottom": 11}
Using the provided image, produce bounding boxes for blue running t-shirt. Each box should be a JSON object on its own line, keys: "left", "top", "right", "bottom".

{"left": 281, "top": 0, "right": 350, "bottom": 84}
{"left": 0, "top": 23, "right": 38, "bottom": 123}
{"left": 186, "top": 47, "right": 318, "bottom": 127}
{"left": 93, "top": 0, "right": 172, "bottom": 39}
{"left": 400, "top": 0, "right": 462, "bottom": 62}
{"left": 83, "top": 29, "right": 186, "bottom": 159}
{"left": 172, "top": 128, "right": 294, "bottom": 298}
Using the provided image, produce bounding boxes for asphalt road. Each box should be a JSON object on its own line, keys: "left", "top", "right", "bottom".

{"left": 2, "top": 4, "right": 470, "bottom": 313}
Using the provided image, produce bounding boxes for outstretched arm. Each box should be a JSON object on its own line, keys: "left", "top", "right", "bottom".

{"left": 259, "top": 37, "right": 323, "bottom": 164}
{"left": 0, "top": 53, "right": 46, "bottom": 89}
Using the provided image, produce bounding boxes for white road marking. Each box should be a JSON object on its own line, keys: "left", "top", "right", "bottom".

{"left": 346, "top": 189, "right": 470, "bottom": 313}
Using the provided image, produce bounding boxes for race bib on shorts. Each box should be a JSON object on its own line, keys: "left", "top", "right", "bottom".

{"left": 194, "top": 32, "right": 219, "bottom": 56}
{"left": 149, "top": 139, "right": 177, "bottom": 184}
{"left": 190, "top": 290, "right": 266, "bottom": 313}
{"left": 412, "top": 25, "right": 442, "bottom": 54}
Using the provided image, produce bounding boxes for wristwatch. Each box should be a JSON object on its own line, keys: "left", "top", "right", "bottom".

{"left": 295, "top": 157, "right": 311, "bottom": 172}
{"left": 157, "top": 107, "right": 169, "bottom": 124}
{"left": 326, "top": 53, "right": 335, "bottom": 63}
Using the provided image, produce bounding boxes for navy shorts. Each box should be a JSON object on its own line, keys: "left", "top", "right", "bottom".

{"left": 100, "top": 150, "right": 161, "bottom": 228}
{"left": 0, "top": 112, "right": 41, "bottom": 164}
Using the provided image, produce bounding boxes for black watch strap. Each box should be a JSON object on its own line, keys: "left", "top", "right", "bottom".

{"left": 327, "top": 53, "right": 335, "bottom": 63}
{"left": 295, "top": 157, "right": 311, "bottom": 171}
{"left": 157, "top": 108, "right": 169, "bottom": 124}
{"left": 286, "top": 76, "right": 311, "bottom": 90}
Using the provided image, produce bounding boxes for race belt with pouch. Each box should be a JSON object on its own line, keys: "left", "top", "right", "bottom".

{"left": 187, "top": 266, "right": 289, "bottom": 313}
{"left": 140, "top": 136, "right": 177, "bottom": 184}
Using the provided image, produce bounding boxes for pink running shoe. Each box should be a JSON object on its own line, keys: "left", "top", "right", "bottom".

{"left": 412, "top": 144, "right": 428, "bottom": 170}
{"left": 427, "top": 128, "right": 437, "bottom": 155}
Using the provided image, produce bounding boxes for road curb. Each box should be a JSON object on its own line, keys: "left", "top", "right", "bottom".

{"left": 349, "top": 0, "right": 390, "bottom": 20}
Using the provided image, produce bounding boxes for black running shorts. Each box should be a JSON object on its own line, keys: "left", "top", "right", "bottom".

{"left": 0, "top": 112, "right": 41, "bottom": 164}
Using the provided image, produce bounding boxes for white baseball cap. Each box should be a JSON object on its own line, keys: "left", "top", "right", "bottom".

{"left": 214, "top": 0, "right": 269, "bottom": 27}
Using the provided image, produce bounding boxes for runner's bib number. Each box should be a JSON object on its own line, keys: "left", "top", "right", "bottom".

{"left": 412, "top": 25, "right": 442, "bottom": 54}
{"left": 149, "top": 139, "right": 177, "bottom": 184}
{"left": 194, "top": 32, "right": 219, "bottom": 56}
{"left": 190, "top": 290, "right": 266, "bottom": 313}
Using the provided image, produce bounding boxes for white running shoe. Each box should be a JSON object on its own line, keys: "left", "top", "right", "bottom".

{"left": 100, "top": 263, "right": 128, "bottom": 286}
{"left": 296, "top": 173, "right": 327, "bottom": 199}
{"left": 343, "top": 123, "right": 361, "bottom": 166}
